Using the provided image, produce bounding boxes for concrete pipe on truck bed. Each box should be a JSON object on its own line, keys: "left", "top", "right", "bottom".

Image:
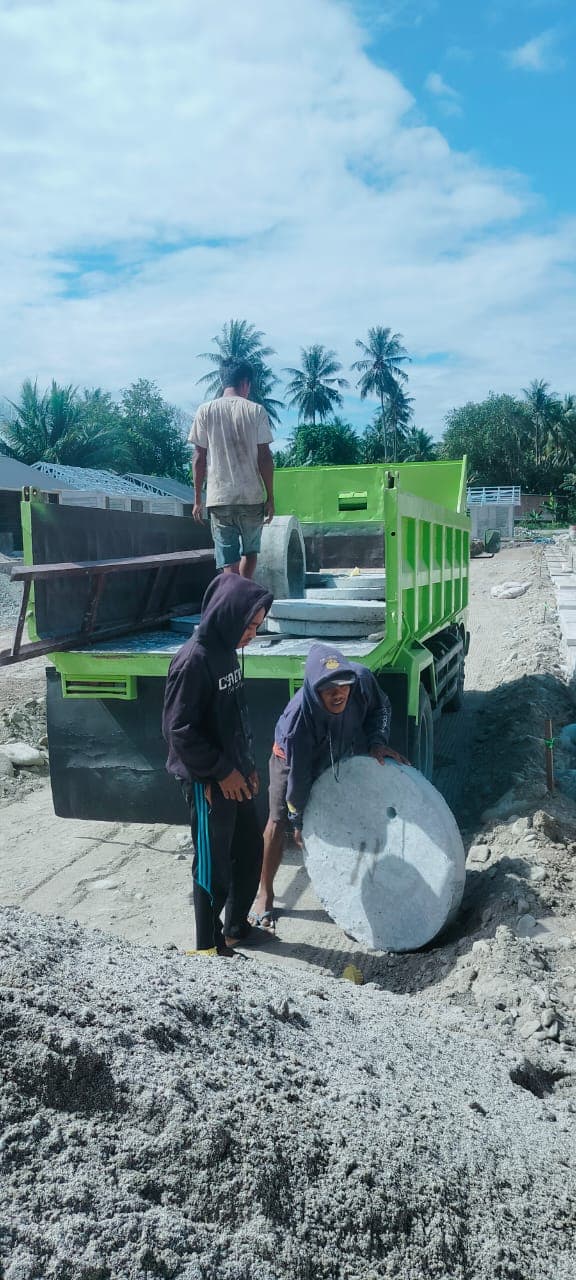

{"left": 10, "top": 459, "right": 470, "bottom": 823}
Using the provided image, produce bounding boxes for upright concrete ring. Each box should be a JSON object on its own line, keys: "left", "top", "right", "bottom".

{"left": 302, "top": 756, "right": 466, "bottom": 952}
{"left": 256, "top": 516, "right": 306, "bottom": 599}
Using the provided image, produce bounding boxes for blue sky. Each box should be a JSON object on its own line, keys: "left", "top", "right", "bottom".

{"left": 0, "top": 0, "right": 574, "bottom": 450}
{"left": 363, "top": 0, "right": 574, "bottom": 216}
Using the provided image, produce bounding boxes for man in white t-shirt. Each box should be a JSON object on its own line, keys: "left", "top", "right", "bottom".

{"left": 190, "top": 360, "right": 275, "bottom": 579}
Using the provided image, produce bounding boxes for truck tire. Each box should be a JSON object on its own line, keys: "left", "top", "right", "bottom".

{"left": 408, "top": 683, "right": 434, "bottom": 779}
{"left": 444, "top": 655, "right": 465, "bottom": 713}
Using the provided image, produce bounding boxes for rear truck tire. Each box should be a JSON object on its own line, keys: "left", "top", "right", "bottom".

{"left": 444, "top": 654, "right": 465, "bottom": 713}
{"left": 408, "top": 683, "right": 434, "bottom": 779}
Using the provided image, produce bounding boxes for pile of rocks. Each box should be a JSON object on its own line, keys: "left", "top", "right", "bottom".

{"left": 0, "top": 697, "right": 48, "bottom": 806}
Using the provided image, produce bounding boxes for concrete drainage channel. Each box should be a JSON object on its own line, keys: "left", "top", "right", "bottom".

{"left": 545, "top": 538, "right": 576, "bottom": 674}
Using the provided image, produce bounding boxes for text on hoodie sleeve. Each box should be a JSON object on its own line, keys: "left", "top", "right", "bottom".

{"left": 163, "top": 651, "right": 234, "bottom": 782}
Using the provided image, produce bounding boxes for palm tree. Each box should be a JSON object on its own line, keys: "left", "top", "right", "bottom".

{"left": 400, "top": 427, "right": 437, "bottom": 462}
{"left": 197, "top": 318, "right": 283, "bottom": 424}
{"left": 1, "top": 379, "right": 81, "bottom": 465}
{"left": 522, "top": 379, "right": 560, "bottom": 467}
{"left": 385, "top": 384, "right": 414, "bottom": 461}
{"left": 541, "top": 394, "right": 576, "bottom": 466}
{"left": 0, "top": 379, "right": 134, "bottom": 471}
{"left": 284, "top": 345, "right": 349, "bottom": 425}
{"left": 249, "top": 362, "right": 285, "bottom": 426}
{"left": 352, "top": 327, "right": 410, "bottom": 460}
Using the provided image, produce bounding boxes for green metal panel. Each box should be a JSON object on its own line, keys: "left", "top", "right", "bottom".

{"left": 61, "top": 673, "right": 137, "bottom": 700}
{"left": 274, "top": 459, "right": 467, "bottom": 523}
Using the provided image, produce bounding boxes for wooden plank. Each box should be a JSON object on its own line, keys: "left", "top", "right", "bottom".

{"left": 10, "top": 548, "right": 214, "bottom": 583}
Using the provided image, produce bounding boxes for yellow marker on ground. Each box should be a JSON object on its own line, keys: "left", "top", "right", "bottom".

{"left": 342, "top": 964, "right": 364, "bottom": 985}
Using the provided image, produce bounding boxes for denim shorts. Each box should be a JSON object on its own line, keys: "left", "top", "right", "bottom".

{"left": 209, "top": 503, "right": 265, "bottom": 569}
{"left": 268, "top": 752, "right": 290, "bottom": 824}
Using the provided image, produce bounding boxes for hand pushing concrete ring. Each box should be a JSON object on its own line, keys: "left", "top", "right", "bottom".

{"left": 255, "top": 516, "right": 306, "bottom": 599}
{"left": 302, "top": 755, "right": 466, "bottom": 952}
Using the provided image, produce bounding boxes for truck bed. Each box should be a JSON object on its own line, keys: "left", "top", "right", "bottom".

{"left": 73, "top": 630, "right": 385, "bottom": 660}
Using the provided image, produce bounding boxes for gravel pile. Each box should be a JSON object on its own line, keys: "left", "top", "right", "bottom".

{"left": 0, "top": 564, "right": 21, "bottom": 627}
{"left": 1, "top": 906, "right": 575, "bottom": 1280}
{"left": 0, "top": 697, "right": 48, "bottom": 807}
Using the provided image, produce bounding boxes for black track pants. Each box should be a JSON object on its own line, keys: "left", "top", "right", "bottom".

{"left": 184, "top": 781, "right": 263, "bottom": 950}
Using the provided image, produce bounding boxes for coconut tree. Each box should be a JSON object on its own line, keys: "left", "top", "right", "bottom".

{"left": 385, "top": 384, "right": 414, "bottom": 461}
{"left": 542, "top": 394, "right": 576, "bottom": 467}
{"left": 1, "top": 379, "right": 81, "bottom": 465}
{"left": 284, "top": 345, "right": 349, "bottom": 426}
{"left": 197, "top": 318, "right": 283, "bottom": 423}
{"left": 400, "top": 427, "right": 437, "bottom": 462}
{"left": 352, "top": 327, "right": 410, "bottom": 460}
{"left": 0, "top": 380, "right": 134, "bottom": 470}
{"left": 522, "top": 379, "right": 560, "bottom": 468}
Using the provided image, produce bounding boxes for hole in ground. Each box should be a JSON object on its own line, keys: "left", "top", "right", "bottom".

{"left": 509, "top": 1059, "right": 569, "bottom": 1099}
{"left": 386, "top": 806, "right": 398, "bottom": 820}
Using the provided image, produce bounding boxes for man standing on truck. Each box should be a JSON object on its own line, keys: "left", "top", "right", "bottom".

{"left": 249, "top": 644, "right": 405, "bottom": 932}
{"left": 163, "top": 573, "right": 273, "bottom": 956}
{"left": 190, "top": 360, "right": 275, "bottom": 580}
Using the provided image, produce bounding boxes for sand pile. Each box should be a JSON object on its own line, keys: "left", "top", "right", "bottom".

{"left": 1, "top": 906, "right": 574, "bottom": 1280}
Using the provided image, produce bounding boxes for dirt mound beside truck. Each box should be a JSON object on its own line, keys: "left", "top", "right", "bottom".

{"left": 1, "top": 907, "right": 575, "bottom": 1280}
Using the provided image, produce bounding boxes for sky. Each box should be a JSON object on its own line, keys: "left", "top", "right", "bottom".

{"left": 0, "top": 0, "right": 574, "bottom": 448}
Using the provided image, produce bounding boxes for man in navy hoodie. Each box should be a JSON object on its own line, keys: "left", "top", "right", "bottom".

{"left": 163, "top": 574, "right": 272, "bottom": 955}
{"left": 249, "top": 643, "right": 402, "bottom": 931}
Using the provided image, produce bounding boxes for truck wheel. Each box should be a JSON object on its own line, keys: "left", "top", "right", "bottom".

{"left": 445, "top": 656, "right": 465, "bottom": 713}
{"left": 408, "top": 684, "right": 434, "bottom": 779}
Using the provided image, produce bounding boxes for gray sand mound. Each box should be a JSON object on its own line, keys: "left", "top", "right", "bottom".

{"left": 1, "top": 907, "right": 575, "bottom": 1280}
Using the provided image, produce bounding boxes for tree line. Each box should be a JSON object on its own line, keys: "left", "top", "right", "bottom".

{"left": 2, "top": 318, "right": 573, "bottom": 493}
{"left": 0, "top": 320, "right": 437, "bottom": 477}
{"left": 440, "top": 383, "right": 576, "bottom": 496}
{"left": 0, "top": 379, "right": 190, "bottom": 480}
{"left": 197, "top": 319, "right": 436, "bottom": 466}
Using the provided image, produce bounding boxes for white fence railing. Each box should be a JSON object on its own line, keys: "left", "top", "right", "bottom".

{"left": 467, "top": 487, "right": 521, "bottom": 507}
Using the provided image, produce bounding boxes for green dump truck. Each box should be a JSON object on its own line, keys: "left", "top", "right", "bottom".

{"left": 2, "top": 458, "right": 469, "bottom": 824}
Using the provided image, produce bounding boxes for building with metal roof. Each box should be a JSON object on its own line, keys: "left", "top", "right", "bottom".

{"left": 1, "top": 456, "right": 69, "bottom": 493}
{"left": 124, "top": 472, "right": 194, "bottom": 502}
{"left": 32, "top": 462, "right": 147, "bottom": 496}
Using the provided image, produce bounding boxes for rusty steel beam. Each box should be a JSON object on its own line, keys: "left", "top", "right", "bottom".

{"left": 10, "top": 548, "right": 214, "bottom": 583}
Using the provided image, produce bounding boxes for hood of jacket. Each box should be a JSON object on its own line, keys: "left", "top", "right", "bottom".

{"left": 301, "top": 643, "right": 358, "bottom": 726}
{"left": 196, "top": 573, "right": 273, "bottom": 649}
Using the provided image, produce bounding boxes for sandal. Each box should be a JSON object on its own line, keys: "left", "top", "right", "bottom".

{"left": 247, "top": 909, "right": 277, "bottom": 933}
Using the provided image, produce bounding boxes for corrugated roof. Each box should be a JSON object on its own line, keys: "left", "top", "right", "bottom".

{"left": 32, "top": 462, "right": 146, "bottom": 496}
{"left": 0, "top": 455, "right": 68, "bottom": 492}
{"left": 125, "top": 472, "right": 194, "bottom": 501}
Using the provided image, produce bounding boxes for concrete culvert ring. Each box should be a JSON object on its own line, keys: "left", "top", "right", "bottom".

{"left": 287, "top": 527, "right": 305, "bottom": 598}
{"left": 302, "top": 756, "right": 466, "bottom": 952}
{"left": 256, "top": 516, "right": 306, "bottom": 599}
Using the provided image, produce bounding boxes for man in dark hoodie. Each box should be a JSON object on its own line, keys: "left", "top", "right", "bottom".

{"left": 249, "top": 643, "right": 404, "bottom": 931}
{"left": 163, "top": 574, "right": 273, "bottom": 955}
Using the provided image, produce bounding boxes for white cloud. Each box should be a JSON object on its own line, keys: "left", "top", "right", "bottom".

{"left": 424, "top": 71, "right": 462, "bottom": 114}
{"left": 0, "top": 0, "right": 574, "bottom": 437}
{"left": 506, "top": 29, "right": 565, "bottom": 71}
